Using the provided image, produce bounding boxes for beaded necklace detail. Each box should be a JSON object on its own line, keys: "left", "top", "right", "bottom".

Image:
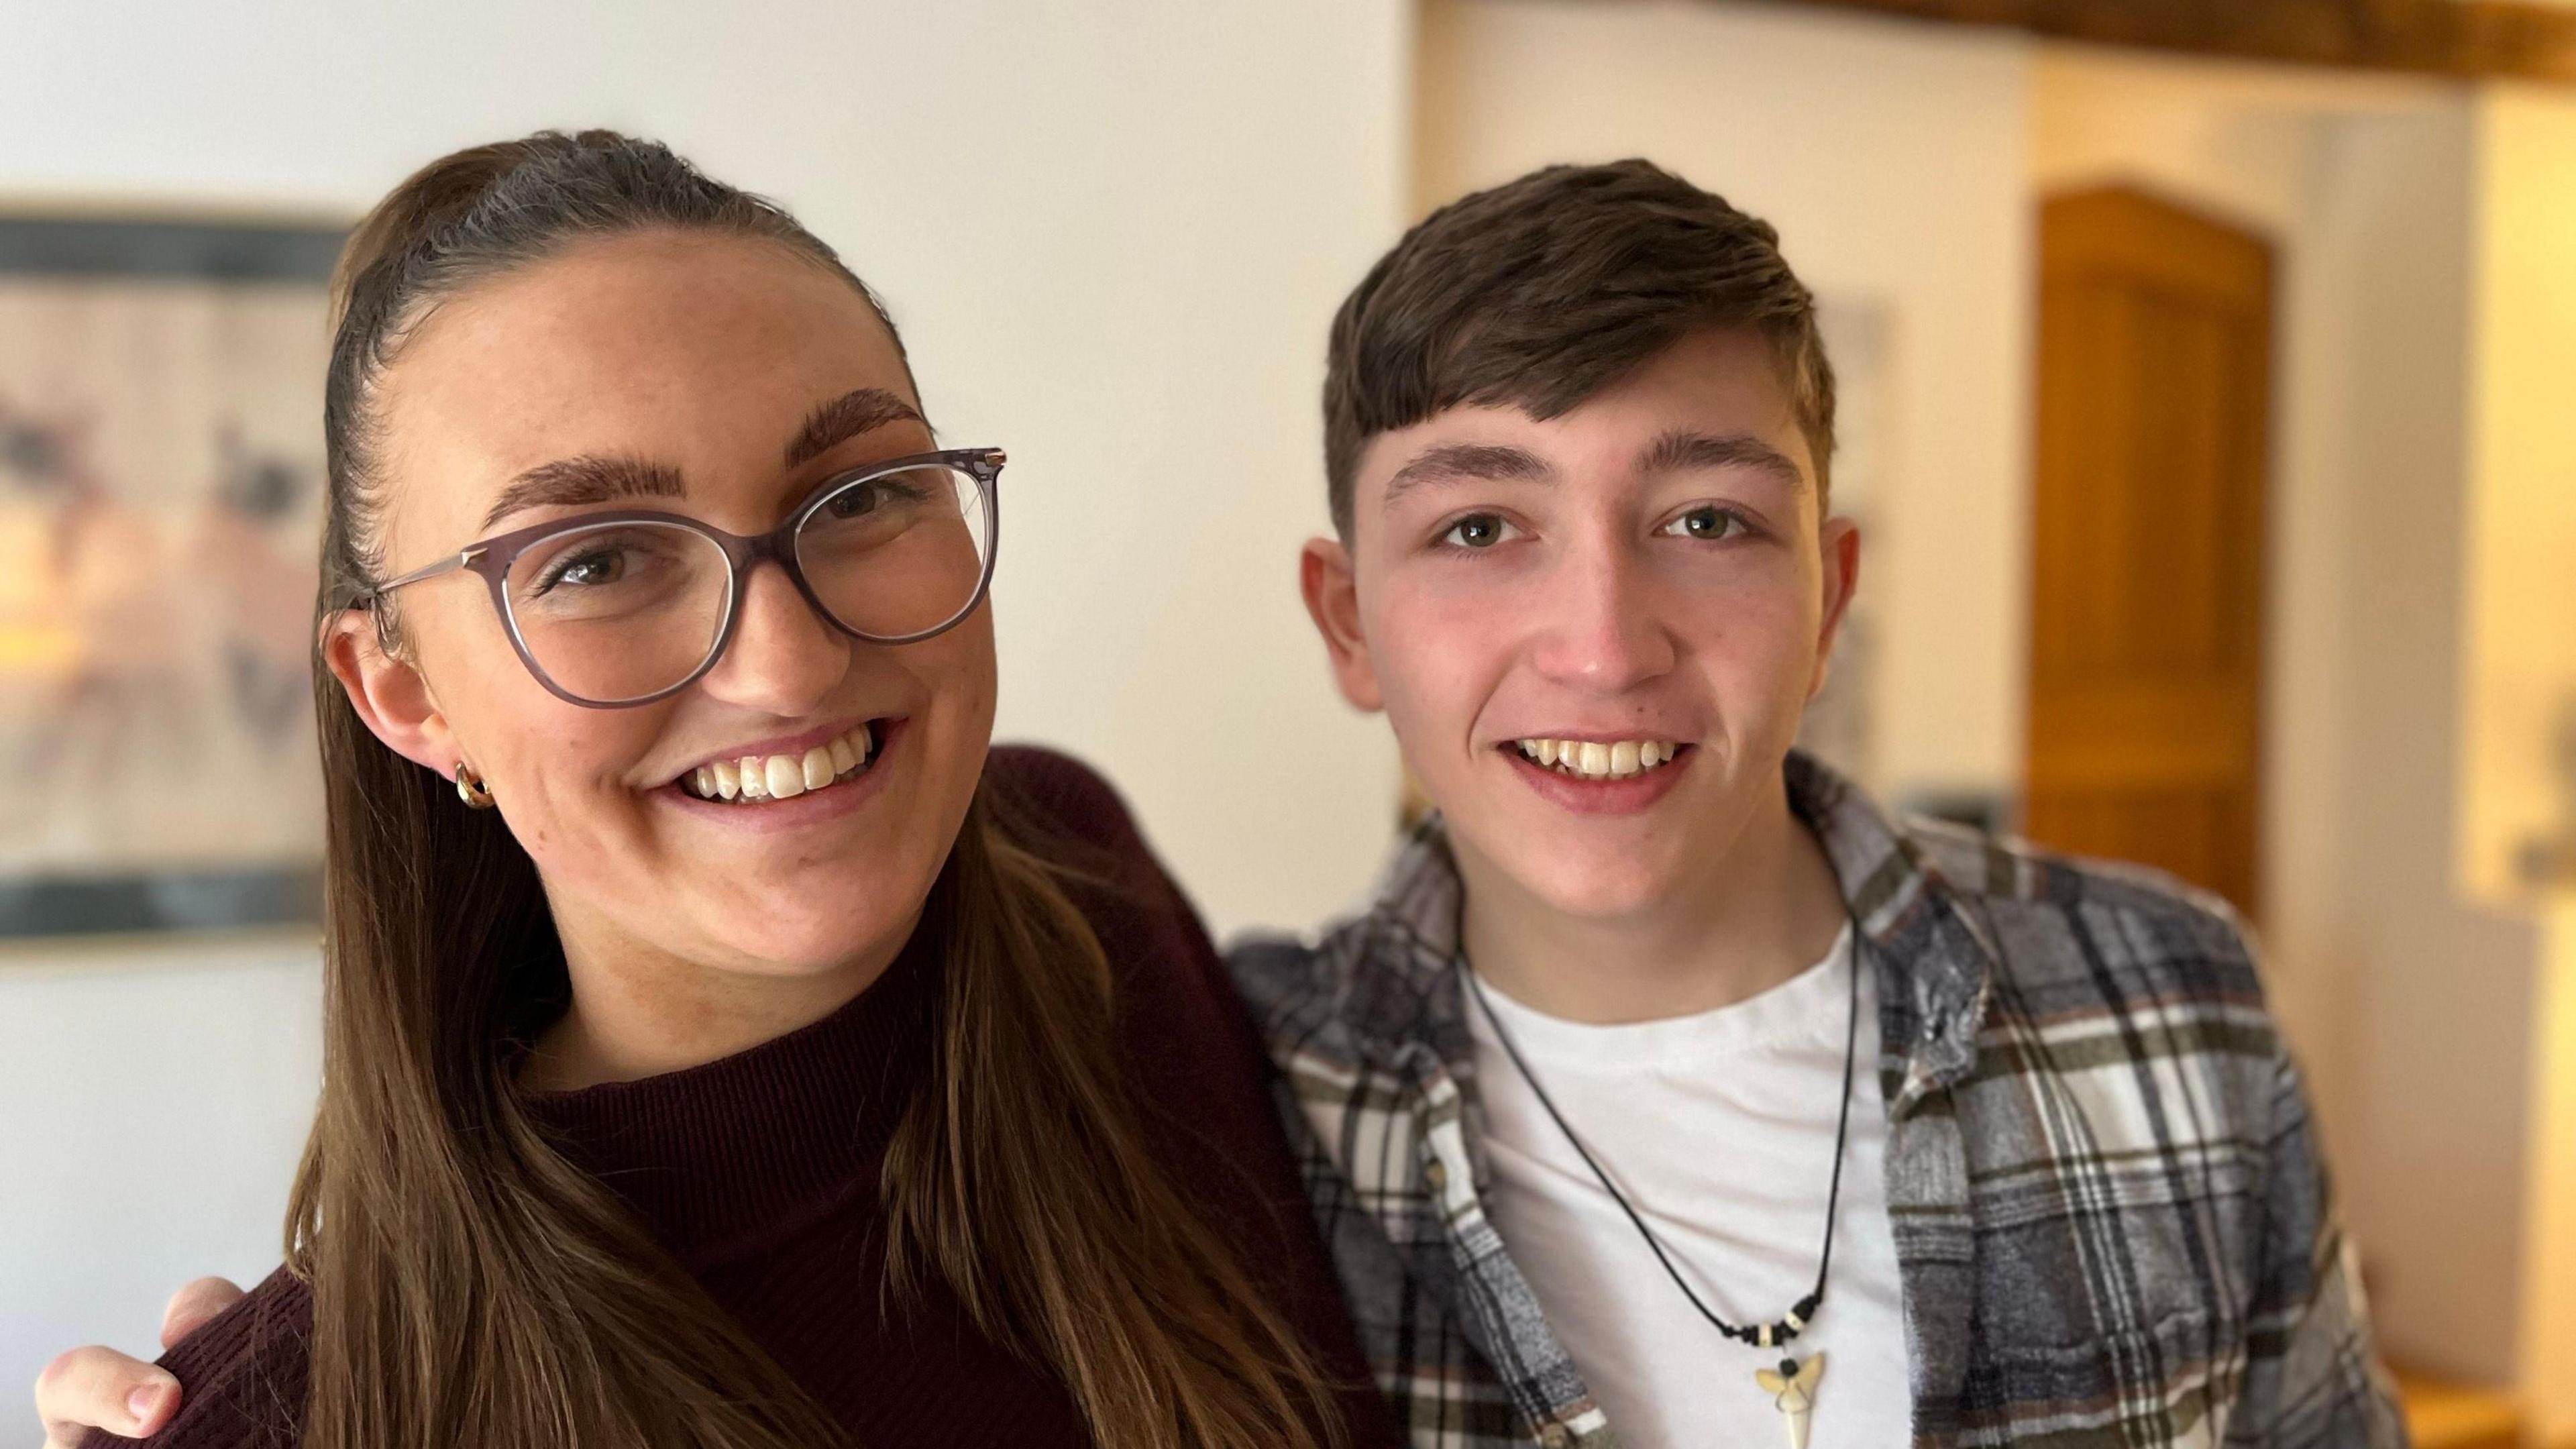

{"left": 1462, "top": 912, "right": 1865, "bottom": 1449}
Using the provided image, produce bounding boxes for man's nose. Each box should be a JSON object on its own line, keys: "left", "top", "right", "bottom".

{"left": 1523, "top": 539, "right": 1680, "bottom": 693}
{"left": 696, "top": 560, "right": 849, "bottom": 715}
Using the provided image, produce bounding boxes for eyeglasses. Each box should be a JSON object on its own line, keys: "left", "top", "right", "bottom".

{"left": 358, "top": 447, "right": 1003, "bottom": 708}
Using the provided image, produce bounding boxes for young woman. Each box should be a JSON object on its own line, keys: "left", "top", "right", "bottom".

{"left": 33, "top": 130, "right": 1395, "bottom": 1449}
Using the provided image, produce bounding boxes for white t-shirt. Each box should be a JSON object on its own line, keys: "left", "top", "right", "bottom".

{"left": 1462, "top": 928, "right": 1912, "bottom": 1448}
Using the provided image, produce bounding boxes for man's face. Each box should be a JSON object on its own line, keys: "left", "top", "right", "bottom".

{"left": 1302, "top": 326, "right": 1859, "bottom": 922}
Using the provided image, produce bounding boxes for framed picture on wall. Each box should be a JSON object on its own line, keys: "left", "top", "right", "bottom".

{"left": 0, "top": 214, "right": 345, "bottom": 938}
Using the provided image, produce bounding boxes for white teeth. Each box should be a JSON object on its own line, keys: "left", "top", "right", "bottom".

{"left": 764, "top": 755, "right": 806, "bottom": 799}
{"left": 1511, "top": 737, "right": 1684, "bottom": 781}
{"left": 685, "top": 723, "right": 884, "bottom": 804}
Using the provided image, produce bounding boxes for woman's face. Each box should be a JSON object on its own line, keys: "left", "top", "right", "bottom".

{"left": 335, "top": 231, "right": 994, "bottom": 981}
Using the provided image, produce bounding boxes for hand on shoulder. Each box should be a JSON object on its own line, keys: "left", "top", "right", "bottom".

{"left": 34, "top": 1278, "right": 244, "bottom": 1447}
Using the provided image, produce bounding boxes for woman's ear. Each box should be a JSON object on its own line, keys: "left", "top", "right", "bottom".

{"left": 1298, "top": 537, "right": 1384, "bottom": 713}
{"left": 319, "top": 609, "right": 455, "bottom": 773}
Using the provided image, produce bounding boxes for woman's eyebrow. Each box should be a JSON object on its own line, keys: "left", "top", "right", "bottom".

{"left": 472, "top": 388, "right": 924, "bottom": 533}
{"left": 784, "top": 387, "right": 926, "bottom": 468}
{"left": 481, "top": 454, "right": 684, "bottom": 531}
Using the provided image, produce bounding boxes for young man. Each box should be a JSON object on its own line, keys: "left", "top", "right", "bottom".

{"left": 1229, "top": 160, "right": 2403, "bottom": 1448}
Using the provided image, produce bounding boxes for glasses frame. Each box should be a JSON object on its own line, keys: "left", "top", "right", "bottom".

{"left": 357, "top": 446, "right": 1005, "bottom": 709}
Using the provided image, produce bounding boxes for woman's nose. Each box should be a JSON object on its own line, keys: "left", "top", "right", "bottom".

{"left": 696, "top": 560, "right": 849, "bottom": 715}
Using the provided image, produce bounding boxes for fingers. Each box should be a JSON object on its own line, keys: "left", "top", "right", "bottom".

{"left": 35, "top": 1344, "right": 179, "bottom": 1445}
{"left": 159, "top": 1277, "right": 246, "bottom": 1350}
{"left": 25, "top": 1275, "right": 241, "bottom": 1444}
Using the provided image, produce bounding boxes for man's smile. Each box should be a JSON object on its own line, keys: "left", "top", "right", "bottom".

{"left": 1498, "top": 736, "right": 1698, "bottom": 814}
{"left": 1507, "top": 736, "right": 1690, "bottom": 781}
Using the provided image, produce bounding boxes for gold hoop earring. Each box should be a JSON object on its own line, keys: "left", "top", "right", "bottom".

{"left": 453, "top": 761, "right": 496, "bottom": 810}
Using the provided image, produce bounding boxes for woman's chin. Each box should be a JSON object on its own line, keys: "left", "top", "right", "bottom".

{"left": 698, "top": 922, "right": 914, "bottom": 981}
{"left": 635, "top": 851, "right": 937, "bottom": 974}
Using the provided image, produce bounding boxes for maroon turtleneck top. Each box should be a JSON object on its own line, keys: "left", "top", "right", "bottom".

{"left": 85, "top": 747, "right": 1399, "bottom": 1449}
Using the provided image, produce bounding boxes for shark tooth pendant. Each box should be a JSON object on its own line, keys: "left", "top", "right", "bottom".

{"left": 1754, "top": 1352, "right": 1825, "bottom": 1449}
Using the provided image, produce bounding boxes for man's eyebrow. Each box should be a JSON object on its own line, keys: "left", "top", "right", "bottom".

{"left": 480, "top": 454, "right": 684, "bottom": 532}
{"left": 1639, "top": 429, "right": 1807, "bottom": 489}
{"left": 1381, "top": 442, "right": 1555, "bottom": 506}
{"left": 784, "top": 387, "right": 926, "bottom": 469}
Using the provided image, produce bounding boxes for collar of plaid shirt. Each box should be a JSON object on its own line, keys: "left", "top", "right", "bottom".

{"left": 1228, "top": 752, "right": 2402, "bottom": 1449}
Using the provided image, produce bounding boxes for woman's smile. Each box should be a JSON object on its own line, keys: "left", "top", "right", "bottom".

{"left": 656, "top": 715, "right": 912, "bottom": 834}
{"left": 672, "top": 715, "right": 882, "bottom": 801}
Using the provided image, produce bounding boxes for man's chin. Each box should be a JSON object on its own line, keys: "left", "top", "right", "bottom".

{"left": 1450, "top": 822, "right": 1693, "bottom": 923}
{"left": 1529, "top": 871, "right": 1688, "bottom": 924}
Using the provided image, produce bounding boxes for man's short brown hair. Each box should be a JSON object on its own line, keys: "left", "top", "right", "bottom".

{"left": 1322, "top": 158, "right": 1835, "bottom": 537}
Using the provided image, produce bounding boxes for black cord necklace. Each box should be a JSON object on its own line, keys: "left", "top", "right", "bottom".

{"left": 1462, "top": 905, "right": 1867, "bottom": 1448}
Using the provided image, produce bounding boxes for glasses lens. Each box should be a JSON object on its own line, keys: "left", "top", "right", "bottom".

{"left": 502, "top": 521, "right": 731, "bottom": 704}
{"left": 796, "top": 464, "right": 994, "bottom": 639}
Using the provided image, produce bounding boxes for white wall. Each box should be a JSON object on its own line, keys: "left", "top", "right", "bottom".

{"left": 2028, "top": 50, "right": 2347, "bottom": 1095}
{"left": 2526, "top": 903, "right": 2576, "bottom": 1438}
{"left": 2465, "top": 86, "right": 2576, "bottom": 1433}
{"left": 1417, "top": 0, "right": 2035, "bottom": 809}
{"left": 2029, "top": 48, "right": 2362, "bottom": 1090}
{"left": 2305, "top": 105, "right": 2539, "bottom": 1383}
{"left": 0, "top": 1, "right": 1411, "bottom": 1436}
{"left": 2029, "top": 47, "right": 2541, "bottom": 1383}
{"left": 0, "top": 934, "right": 322, "bottom": 1437}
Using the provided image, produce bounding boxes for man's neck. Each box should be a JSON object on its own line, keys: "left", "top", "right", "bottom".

{"left": 1454, "top": 775, "right": 1849, "bottom": 1025}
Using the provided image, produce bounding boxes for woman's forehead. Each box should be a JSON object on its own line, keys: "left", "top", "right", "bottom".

{"left": 366, "top": 233, "right": 920, "bottom": 549}
{"left": 404, "top": 232, "right": 908, "bottom": 400}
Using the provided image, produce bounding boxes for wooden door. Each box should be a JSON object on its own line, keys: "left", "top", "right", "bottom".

{"left": 2025, "top": 186, "right": 2273, "bottom": 916}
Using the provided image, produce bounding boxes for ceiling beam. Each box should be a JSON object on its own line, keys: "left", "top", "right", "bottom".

{"left": 1739, "top": 0, "right": 2576, "bottom": 83}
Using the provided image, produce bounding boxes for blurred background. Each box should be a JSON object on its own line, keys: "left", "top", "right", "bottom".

{"left": 2, "top": 1, "right": 2572, "bottom": 1444}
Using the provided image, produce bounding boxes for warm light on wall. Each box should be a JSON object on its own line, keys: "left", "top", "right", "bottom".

{"left": 2462, "top": 86, "right": 2576, "bottom": 908}
{"left": 2523, "top": 898, "right": 2576, "bottom": 1440}
{"left": 2461, "top": 82, "right": 2576, "bottom": 1442}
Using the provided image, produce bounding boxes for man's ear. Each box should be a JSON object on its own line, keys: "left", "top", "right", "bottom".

{"left": 1807, "top": 515, "right": 1863, "bottom": 702}
{"left": 319, "top": 610, "right": 456, "bottom": 775}
{"left": 1298, "top": 536, "right": 1385, "bottom": 714}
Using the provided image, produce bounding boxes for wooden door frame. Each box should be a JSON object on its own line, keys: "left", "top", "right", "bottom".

{"left": 1675, "top": 0, "right": 2576, "bottom": 84}
{"left": 2025, "top": 184, "right": 2277, "bottom": 918}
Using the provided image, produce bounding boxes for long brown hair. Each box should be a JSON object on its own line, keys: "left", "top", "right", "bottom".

{"left": 290, "top": 129, "right": 1338, "bottom": 1449}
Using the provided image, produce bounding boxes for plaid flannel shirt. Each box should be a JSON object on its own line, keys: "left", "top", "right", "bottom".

{"left": 1226, "top": 753, "right": 2405, "bottom": 1448}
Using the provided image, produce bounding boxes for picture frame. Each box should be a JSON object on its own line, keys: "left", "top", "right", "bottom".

{"left": 0, "top": 213, "right": 345, "bottom": 937}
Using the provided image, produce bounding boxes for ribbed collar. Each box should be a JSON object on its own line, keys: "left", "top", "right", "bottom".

{"left": 517, "top": 933, "right": 938, "bottom": 1269}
